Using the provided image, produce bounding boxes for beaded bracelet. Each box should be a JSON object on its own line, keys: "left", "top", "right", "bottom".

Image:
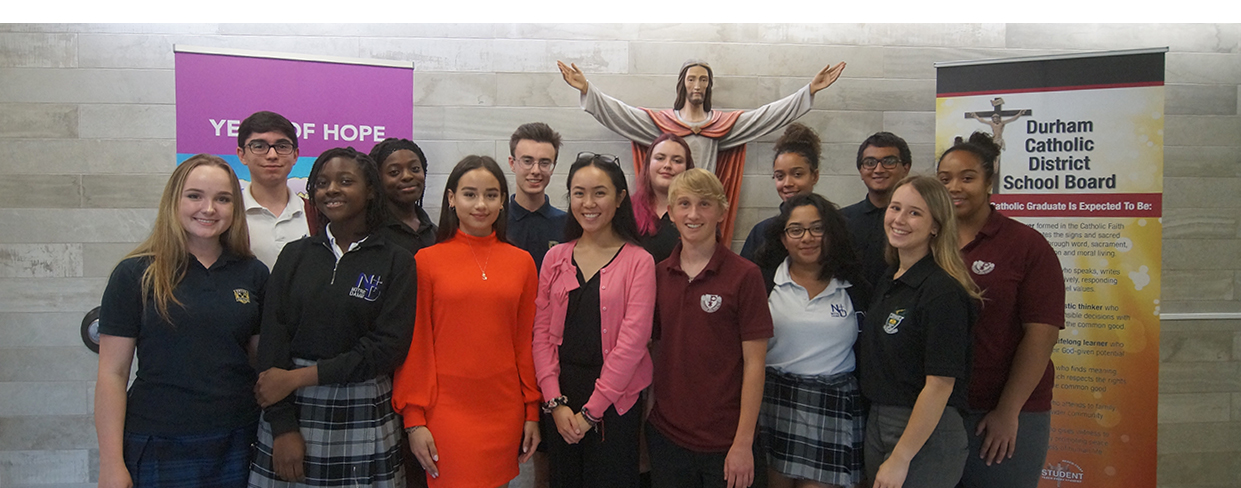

{"left": 581, "top": 406, "right": 602, "bottom": 426}
{"left": 541, "top": 395, "right": 569, "bottom": 414}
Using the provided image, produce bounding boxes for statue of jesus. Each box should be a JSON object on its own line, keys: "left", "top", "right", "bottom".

{"left": 558, "top": 59, "right": 845, "bottom": 240}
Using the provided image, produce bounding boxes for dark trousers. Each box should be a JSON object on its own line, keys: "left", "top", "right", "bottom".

{"left": 546, "top": 404, "right": 641, "bottom": 488}
{"left": 646, "top": 423, "right": 767, "bottom": 488}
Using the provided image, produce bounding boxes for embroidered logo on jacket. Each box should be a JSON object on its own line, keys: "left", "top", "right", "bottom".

{"left": 350, "top": 273, "right": 383, "bottom": 302}
{"left": 972, "top": 260, "right": 996, "bottom": 275}
{"left": 700, "top": 294, "right": 722, "bottom": 313}
{"left": 233, "top": 289, "right": 251, "bottom": 304}
{"left": 883, "top": 309, "right": 907, "bottom": 335}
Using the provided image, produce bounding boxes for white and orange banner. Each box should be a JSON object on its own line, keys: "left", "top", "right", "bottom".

{"left": 936, "top": 48, "right": 1166, "bottom": 486}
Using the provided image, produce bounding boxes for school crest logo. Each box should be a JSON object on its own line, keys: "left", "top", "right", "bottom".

{"left": 700, "top": 294, "right": 722, "bottom": 313}
{"left": 233, "top": 289, "right": 251, "bottom": 304}
{"left": 883, "top": 309, "right": 907, "bottom": 334}
{"left": 547, "top": 240, "right": 560, "bottom": 250}
{"left": 830, "top": 304, "right": 848, "bottom": 318}
{"left": 350, "top": 273, "right": 383, "bottom": 302}
{"left": 972, "top": 260, "right": 996, "bottom": 275}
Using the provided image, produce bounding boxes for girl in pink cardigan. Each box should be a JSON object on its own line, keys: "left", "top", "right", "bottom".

{"left": 532, "top": 152, "right": 656, "bottom": 487}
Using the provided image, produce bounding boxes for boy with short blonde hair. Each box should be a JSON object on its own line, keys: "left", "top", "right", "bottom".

{"left": 649, "top": 168, "right": 773, "bottom": 488}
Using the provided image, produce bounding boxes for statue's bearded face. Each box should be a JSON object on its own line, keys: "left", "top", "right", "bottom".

{"left": 683, "top": 66, "right": 711, "bottom": 106}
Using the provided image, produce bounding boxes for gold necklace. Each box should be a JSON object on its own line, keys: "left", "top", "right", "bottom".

{"left": 465, "top": 239, "right": 492, "bottom": 281}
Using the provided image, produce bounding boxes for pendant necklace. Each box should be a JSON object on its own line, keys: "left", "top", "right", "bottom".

{"left": 466, "top": 240, "right": 493, "bottom": 281}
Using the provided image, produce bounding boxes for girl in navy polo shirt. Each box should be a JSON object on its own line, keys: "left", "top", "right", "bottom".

{"left": 249, "top": 147, "right": 415, "bottom": 488}
{"left": 858, "top": 175, "right": 981, "bottom": 488}
{"left": 938, "top": 133, "right": 1064, "bottom": 488}
{"left": 96, "top": 154, "right": 268, "bottom": 488}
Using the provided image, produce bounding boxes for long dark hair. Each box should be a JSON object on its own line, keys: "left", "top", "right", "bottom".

{"left": 436, "top": 155, "right": 510, "bottom": 244}
{"left": 673, "top": 60, "right": 714, "bottom": 112}
{"left": 306, "top": 147, "right": 387, "bottom": 236}
{"left": 563, "top": 155, "right": 640, "bottom": 243}
{"left": 755, "top": 193, "right": 863, "bottom": 287}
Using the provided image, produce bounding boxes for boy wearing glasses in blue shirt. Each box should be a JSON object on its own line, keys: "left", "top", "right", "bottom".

{"left": 507, "top": 122, "right": 569, "bottom": 271}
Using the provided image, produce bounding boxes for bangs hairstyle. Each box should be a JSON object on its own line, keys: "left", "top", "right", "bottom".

{"left": 755, "top": 193, "right": 862, "bottom": 287}
{"left": 563, "top": 155, "right": 640, "bottom": 243}
{"left": 369, "top": 138, "right": 430, "bottom": 207}
{"left": 305, "top": 147, "right": 388, "bottom": 236}
{"left": 856, "top": 131, "right": 912, "bottom": 169}
{"left": 939, "top": 131, "right": 1002, "bottom": 183}
{"left": 773, "top": 122, "right": 822, "bottom": 172}
{"left": 633, "top": 132, "right": 695, "bottom": 236}
{"left": 673, "top": 60, "right": 714, "bottom": 112}
{"left": 125, "top": 154, "right": 252, "bottom": 322}
{"left": 436, "top": 155, "right": 510, "bottom": 244}
{"left": 668, "top": 168, "right": 728, "bottom": 212}
{"left": 885, "top": 175, "right": 981, "bottom": 299}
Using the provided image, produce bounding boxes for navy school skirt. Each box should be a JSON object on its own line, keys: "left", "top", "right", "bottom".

{"left": 123, "top": 422, "right": 256, "bottom": 488}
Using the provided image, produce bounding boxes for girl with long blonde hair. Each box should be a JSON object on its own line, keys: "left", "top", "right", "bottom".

{"left": 859, "top": 175, "right": 979, "bottom": 488}
{"left": 95, "top": 154, "right": 268, "bottom": 488}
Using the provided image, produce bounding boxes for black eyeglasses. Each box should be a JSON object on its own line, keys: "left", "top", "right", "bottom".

{"left": 576, "top": 152, "right": 621, "bottom": 166}
{"left": 245, "top": 140, "right": 296, "bottom": 156}
{"left": 784, "top": 225, "right": 826, "bottom": 239}
{"left": 860, "top": 156, "right": 902, "bottom": 169}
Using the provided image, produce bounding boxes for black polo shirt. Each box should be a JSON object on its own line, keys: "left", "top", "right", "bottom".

{"left": 378, "top": 206, "right": 437, "bottom": 256}
{"left": 640, "top": 213, "right": 680, "bottom": 264}
{"left": 858, "top": 254, "right": 976, "bottom": 410}
{"left": 98, "top": 252, "right": 269, "bottom": 435}
{"left": 841, "top": 197, "right": 888, "bottom": 290}
{"left": 507, "top": 194, "right": 568, "bottom": 271}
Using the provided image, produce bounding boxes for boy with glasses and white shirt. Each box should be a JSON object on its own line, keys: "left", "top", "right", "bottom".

{"left": 236, "top": 111, "right": 311, "bottom": 270}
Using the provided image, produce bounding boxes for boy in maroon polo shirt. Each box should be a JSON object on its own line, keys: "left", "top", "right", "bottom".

{"left": 648, "top": 168, "right": 773, "bottom": 488}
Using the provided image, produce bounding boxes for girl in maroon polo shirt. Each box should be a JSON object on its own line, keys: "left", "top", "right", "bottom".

{"left": 938, "top": 132, "right": 1064, "bottom": 488}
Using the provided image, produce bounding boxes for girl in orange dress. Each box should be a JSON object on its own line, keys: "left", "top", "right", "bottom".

{"left": 393, "top": 155, "right": 542, "bottom": 488}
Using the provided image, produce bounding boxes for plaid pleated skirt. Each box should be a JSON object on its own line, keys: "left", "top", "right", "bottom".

{"left": 123, "top": 422, "right": 256, "bottom": 488}
{"left": 759, "top": 367, "right": 865, "bottom": 486}
{"left": 249, "top": 359, "right": 406, "bottom": 488}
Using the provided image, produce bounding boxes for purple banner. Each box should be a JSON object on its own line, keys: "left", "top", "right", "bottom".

{"left": 174, "top": 49, "right": 413, "bottom": 183}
